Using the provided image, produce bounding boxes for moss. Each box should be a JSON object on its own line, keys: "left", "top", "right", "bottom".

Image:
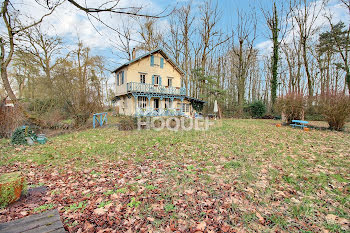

{"left": 0, "top": 172, "right": 26, "bottom": 208}
{"left": 0, "top": 171, "right": 22, "bottom": 184}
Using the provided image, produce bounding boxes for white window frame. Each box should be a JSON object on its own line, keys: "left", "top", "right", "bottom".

{"left": 186, "top": 104, "right": 190, "bottom": 112}
{"left": 164, "top": 98, "right": 171, "bottom": 109}
{"left": 154, "top": 56, "right": 160, "bottom": 66}
{"left": 140, "top": 74, "right": 146, "bottom": 84}
{"left": 118, "top": 71, "right": 124, "bottom": 85}
{"left": 177, "top": 102, "right": 189, "bottom": 112}
{"left": 167, "top": 77, "right": 173, "bottom": 87}
{"left": 154, "top": 75, "right": 160, "bottom": 85}
{"left": 138, "top": 96, "right": 147, "bottom": 109}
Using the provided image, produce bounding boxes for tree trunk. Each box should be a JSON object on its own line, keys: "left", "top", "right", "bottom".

{"left": 1, "top": 66, "right": 17, "bottom": 102}
{"left": 270, "top": 3, "right": 279, "bottom": 111}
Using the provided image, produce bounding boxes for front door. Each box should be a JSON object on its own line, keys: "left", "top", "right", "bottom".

{"left": 154, "top": 98, "right": 159, "bottom": 110}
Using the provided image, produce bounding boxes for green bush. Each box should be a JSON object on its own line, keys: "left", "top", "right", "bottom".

{"left": 248, "top": 101, "right": 266, "bottom": 118}
{"left": 11, "top": 126, "right": 37, "bottom": 145}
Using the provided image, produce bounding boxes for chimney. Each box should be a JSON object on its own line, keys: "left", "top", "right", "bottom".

{"left": 132, "top": 48, "right": 136, "bottom": 60}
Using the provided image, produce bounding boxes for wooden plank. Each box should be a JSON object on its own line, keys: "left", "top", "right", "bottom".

{"left": 0, "top": 209, "right": 66, "bottom": 233}
{"left": 24, "top": 219, "right": 65, "bottom": 233}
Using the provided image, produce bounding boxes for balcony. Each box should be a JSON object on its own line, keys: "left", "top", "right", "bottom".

{"left": 135, "top": 107, "right": 187, "bottom": 117}
{"left": 127, "top": 82, "right": 186, "bottom": 96}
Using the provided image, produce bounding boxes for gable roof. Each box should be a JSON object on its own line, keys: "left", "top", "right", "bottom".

{"left": 112, "top": 48, "right": 185, "bottom": 76}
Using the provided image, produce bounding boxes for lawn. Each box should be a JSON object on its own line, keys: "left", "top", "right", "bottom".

{"left": 0, "top": 119, "right": 349, "bottom": 232}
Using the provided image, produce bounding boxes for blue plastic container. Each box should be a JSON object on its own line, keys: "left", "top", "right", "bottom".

{"left": 36, "top": 134, "right": 47, "bottom": 144}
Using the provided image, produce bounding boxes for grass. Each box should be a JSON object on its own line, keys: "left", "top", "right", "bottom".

{"left": 0, "top": 171, "right": 22, "bottom": 183}
{"left": 0, "top": 119, "right": 349, "bottom": 232}
{"left": 33, "top": 203, "right": 55, "bottom": 213}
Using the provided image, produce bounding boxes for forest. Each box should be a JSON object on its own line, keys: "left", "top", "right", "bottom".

{"left": 0, "top": 0, "right": 349, "bottom": 135}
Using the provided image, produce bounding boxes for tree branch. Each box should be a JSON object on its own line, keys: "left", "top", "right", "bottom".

{"left": 66, "top": 0, "right": 171, "bottom": 18}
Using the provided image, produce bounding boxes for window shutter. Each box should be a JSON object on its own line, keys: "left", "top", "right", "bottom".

{"left": 160, "top": 58, "right": 164, "bottom": 68}
{"left": 117, "top": 73, "right": 119, "bottom": 86}
{"left": 121, "top": 71, "right": 124, "bottom": 84}
{"left": 150, "top": 55, "right": 154, "bottom": 66}
{"left": 159, "top": 76, "right": 162, "bottom": 86}
{"left": 152, "top": 75, "right": 155, "bottom": 85}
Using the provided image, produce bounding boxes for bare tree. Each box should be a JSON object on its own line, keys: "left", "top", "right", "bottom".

{"left": 199, "top": 1, "right": 229, "bottom": 72}
{"left": 291, "top": 0, "right": 325, "bottom": 97}
{"left": 21, "top": 25, "right": 67, "bottom": 93}
{"left": 231, "top": 10, "right": 257, "bottom": 114}
{"left": 1, "top": 0, "right": 170, "bottom": 103}
{"left": 179, "top": 3, "right": 195, "bottom": 94}
{"left": 137, "top": 18, "right": 163, "bottom": 52}
{"left": 0, "top": 0, "right": 57, "bottom": 103}
{"left": 11, "top": 51, "right": 40, "bottom": 99}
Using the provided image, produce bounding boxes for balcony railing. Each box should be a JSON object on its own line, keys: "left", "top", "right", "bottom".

{"left": 127, "top": 82, "right": 186, "bottom": 96}
{"left": 135, "top": 107, "right": 187, "bottom": 117}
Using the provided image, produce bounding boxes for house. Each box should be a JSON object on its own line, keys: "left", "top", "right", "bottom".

{"left": 112, "top": 48, "right": 205, "bottom": 117}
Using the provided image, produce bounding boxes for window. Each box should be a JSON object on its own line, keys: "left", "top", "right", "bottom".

{"left": 186, "top": 104, "right": 190, "bottom": 112}
{"left": 167, "top": 78, "right": 173, "bottom": 87}
{"left": 138, "top": 96, "right": 147, "bottom": 109}
{"left": 153, "top": 75, "right": 160, "bottom": 85}
{"left": 164, "top": 98, "right": 171, "bottom": 109}
{"left": 117, "top": 71, "right": 124, "bottom": 85}
{"left": 121, "top": 71, "right": 124, "bottom": 84}
{"left": 154, "top": 99, "right": 159, "bottom": 109}
{"left": 140, "top": 74, "right": 146, "bottom": 83}
{"left": 151, "top": 55, "right": 164, "bottom": 67}
{"left": 177, "top": 102, "right": 189, "bottom": 112}
{"left": 154, "top": 57, "right": 160, "bottom": 66}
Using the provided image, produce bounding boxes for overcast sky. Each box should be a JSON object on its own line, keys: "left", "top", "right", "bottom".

{"left": 6, "top": 0, "right": 350, "bottom": 75}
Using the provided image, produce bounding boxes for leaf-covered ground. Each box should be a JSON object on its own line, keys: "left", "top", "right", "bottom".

{"left": 0, "top": 119, "right": 349, "bottom": 232}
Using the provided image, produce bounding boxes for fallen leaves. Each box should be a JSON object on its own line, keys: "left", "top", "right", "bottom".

{"left": 325, "top": 214, "right": 349, "bottom": 229}
{"left": 20, "top": 211, "right": 28, "bottom": 216}
{"left": 1, "top": 119, "right": 349, "bottom": 232}
{"left": 255, "top": 212, "right": 265, "bottom": 225}
{"left": 196, "top": 221, "right": 207, "bottom": 231}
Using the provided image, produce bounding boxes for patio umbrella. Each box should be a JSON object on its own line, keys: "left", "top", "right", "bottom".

{"left": 213, "top": 100, "right": 218, "bottom": 113}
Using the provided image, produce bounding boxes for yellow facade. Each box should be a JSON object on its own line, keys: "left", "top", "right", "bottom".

{"left": 114, "top": 49, "right": 194, "bottom": 117}
{"left": 115, "top": 52, "right": 182, "bottom": 96}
